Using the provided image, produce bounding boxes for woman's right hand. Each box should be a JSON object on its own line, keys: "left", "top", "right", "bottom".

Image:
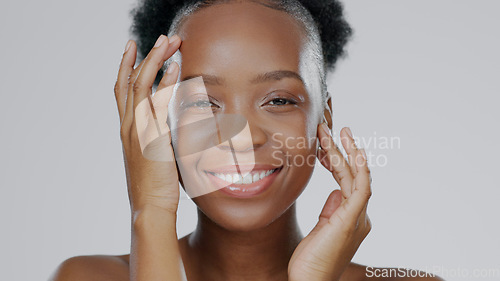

{"left": 114, "top": 35, "right": 186, "bottom": 281}
{"left": 114, "top": 34, "right": 181, "bottom": 215}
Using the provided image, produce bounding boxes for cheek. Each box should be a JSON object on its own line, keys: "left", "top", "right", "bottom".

{"left": 271, "top": 113, "right": 318, "bottom": 187}
{"left": 171, "top": 121, "right": 215, "bottom": 158}
{"left": 272, "top": 112, "right": 317, "bottom": 155}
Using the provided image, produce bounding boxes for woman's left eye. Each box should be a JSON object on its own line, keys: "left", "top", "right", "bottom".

{"left": 266, "top": 98, "right": 297, "bottom": 106}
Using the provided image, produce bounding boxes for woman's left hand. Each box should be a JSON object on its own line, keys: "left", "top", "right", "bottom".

{"left": 288, "top": 123, "right": 372, "bottom": 281}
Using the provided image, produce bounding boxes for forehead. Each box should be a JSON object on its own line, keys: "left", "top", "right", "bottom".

{"left": 177, "top": 1, "right": 307, "bottom": 78}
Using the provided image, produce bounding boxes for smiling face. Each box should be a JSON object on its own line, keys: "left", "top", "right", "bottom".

{"left": 169, "top": 1, "right": 324, "bottom": 231}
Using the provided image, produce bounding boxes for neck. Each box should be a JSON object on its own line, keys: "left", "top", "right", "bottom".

{"left": 184, "top": 203, "right": 303, "bottom": 281}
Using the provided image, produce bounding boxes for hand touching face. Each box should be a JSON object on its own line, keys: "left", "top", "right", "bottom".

{"left": 288, "top": 124, "right": 372, "bottom": 281}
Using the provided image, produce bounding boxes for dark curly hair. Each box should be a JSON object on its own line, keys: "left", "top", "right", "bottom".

{"left": 129, "top": 0, "right": 353, "bottom": 102}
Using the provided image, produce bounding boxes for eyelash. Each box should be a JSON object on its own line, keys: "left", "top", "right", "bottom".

{"left": 184, "top": 94, "right": 298, "bottom": 110}
{"left": 265, "top": 97, "right": 297, "bottom": 106}
{"left": 184, "top": 98, "right": 220, "bottom": 111}
{"left": 188, "top": 100, "right": 212, "bottom": 107}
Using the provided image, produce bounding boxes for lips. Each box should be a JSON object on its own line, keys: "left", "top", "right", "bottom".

{"left": 204, "top": 164, "right": 283, "bottom": 198}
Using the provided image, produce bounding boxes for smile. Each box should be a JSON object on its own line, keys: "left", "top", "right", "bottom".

{"left": 206, "top": 168, "right": 279, "bottom": 185}
{"left": 204, "top": 165, "right": 283, "bottom": 198}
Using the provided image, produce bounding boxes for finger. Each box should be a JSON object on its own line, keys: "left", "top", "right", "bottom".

{"left": 123, "top": 34, "right": 179, "bottom": 131}
{"left": 132, "top": 34, "right": 181, "bottom": 115}
{"left": 340, "top": 127, "right": 359, "bottom": 177}
{"left": 318, "top": 123, "right": 354, "bottom": 198}
{"left": 345, "top": 149, "right": 372, "bottom": 219}
{"left": 354, "top": 148, "right": 371, "bottom": 194}
{"left": 317, "top": 147, "right": 346, "bottom": 192}
{"left": 133, "top": 63, "right": 179, "bottom": 157}
{"left": 153, "top": 62, "right": 179, "bottom": 135}
{"left": 164, "top": 34, "right": 182, "bottom": 61}
{"left": 114, "top": 40, "right": 137, "bottom": 124}
{"left": 157, "top": 61, "right": 180, "bottom": 92}
{"left": 122, "top": 59, "right": 146, "bottom": 130}
{"left": 326, "top": 148, "right": 371, "bottom": 229}
{"left": 319, "top": 189, "right": 343, "bottom": 223}
{"left": 310, "top": 189, "right": 342, "bottom": 235}
{"left": 135, "top": 91, "right": 161, "bottom": 154}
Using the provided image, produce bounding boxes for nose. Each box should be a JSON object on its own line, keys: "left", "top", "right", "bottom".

{"left": 214, "top": 113, "right": 267, "bottom": 153}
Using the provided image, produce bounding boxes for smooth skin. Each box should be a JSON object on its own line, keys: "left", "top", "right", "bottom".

{"left": 50, "top": 2, "right": 444, "bottom": 281}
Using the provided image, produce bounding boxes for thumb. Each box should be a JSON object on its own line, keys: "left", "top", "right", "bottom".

{"left": 310, "top": 189, "right": 343, "bottom": 234}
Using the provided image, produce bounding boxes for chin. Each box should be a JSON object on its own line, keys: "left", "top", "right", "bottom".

{"left": 194, "top": 195, "right": 294, "bottom": 232}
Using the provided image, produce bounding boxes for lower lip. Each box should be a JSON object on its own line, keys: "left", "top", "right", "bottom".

{"left": 205, "top": 168, "right": 282, "bottom": 198}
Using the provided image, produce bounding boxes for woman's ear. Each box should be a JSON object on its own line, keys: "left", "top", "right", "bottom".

{"left": 322, "top": 95, "right": 333, "bottom": 130}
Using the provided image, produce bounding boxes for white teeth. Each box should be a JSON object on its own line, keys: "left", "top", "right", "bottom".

{"left": 252, "top": 173, "right": 260, "bottom": 182}
{"left": 242, "top": 174, "right": 252, "bottom": 184}
{"left": 211, "top": 169, "right": 277, "bottom": 184}
{"left": 233, "top": 174, "right": 242, "bottom": 184}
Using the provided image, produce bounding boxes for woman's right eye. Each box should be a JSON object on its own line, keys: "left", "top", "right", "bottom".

{"left": 189, "top": 100, "right": 212, "bottom": 108}
{"left": 185, "top": 99, "right": 220, "bottom": 111}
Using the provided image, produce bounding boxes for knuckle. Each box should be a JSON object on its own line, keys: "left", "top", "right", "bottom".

{"left": 127, "top": 77, "right": 135, "bottom": 90}
{"left": 365, "top": 165, "right": 371, "bottom": 173}
{"left": 365, "top": 189, "right": 372, "bottom": 199}
{"left": 129, "top": 69, "right": 140, "bottom": 84}
{"left": 365, "top": 220, "right": 372, "bottom": 235}
{"left": 120, "top": 126, "right": 128, "bottom": 140}
{"left": 335, "top": 169, "right": 350, "bottom": 182}
{"left": 132, "top": 80, "right": 145, "bottom": 93}
{"left": 114, "top": 82, "right": 124, "bottom": 97}
{"left": 364, "top": 225, "right": 372, "bottom": 236}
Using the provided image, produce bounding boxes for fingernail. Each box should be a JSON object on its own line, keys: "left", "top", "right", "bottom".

{"left": 124, "top": 40, "right": 132, "bottom": 53}
{"left": 321, "top": 122, "right": 331, "bottom": 136}
{"left": 166, "top": 62, "right": 177, "bottom": 74}
{"left": 360, "top": 148, "right": 367, "bottom": 161}
{"left": 345, "top": 127, "right": 353, "bottom": 138}
{"left": 169, "top": 34, "right": 180, "bottom": 45}
{"left": 154, "top": 35, "right": 167, "bottom": 48}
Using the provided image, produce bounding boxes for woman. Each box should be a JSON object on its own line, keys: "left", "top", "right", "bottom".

{"left": 51, "top": 0, "right": 443, "bottom": 280}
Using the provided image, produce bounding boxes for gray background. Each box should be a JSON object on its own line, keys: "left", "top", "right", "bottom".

{"left": 1, "top": 0, "right": 499, "bottom": 280}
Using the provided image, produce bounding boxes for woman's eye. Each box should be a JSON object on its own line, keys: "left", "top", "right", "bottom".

{"left": 186, "top": 100, "right": 219, "bottom": 111}
{"left": 191, "top": 100, "right": 212, "bottom": 107}
{"left": 267, "top": 98, "right": 296, "bottom": 106}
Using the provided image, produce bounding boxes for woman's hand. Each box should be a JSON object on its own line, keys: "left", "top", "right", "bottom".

{"left": 115, "top": 34, "right": 182, "bottom": 214}
{"left": 288, "top": 123, "right": 372, "bottom": 281}
{"left": 114, "top": 34, "right": 186, "bottom": 281}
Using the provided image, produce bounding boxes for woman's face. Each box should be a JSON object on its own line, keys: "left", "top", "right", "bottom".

{"left": 170, "top": 1, "right": 323, "bottom": 231}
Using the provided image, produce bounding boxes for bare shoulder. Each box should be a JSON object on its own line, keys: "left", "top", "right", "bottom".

{"left": 49, "top": 254, "right": 130, "bottom": 281}
{"left": 342, "top": 262, "right": 445, "bottom": 281}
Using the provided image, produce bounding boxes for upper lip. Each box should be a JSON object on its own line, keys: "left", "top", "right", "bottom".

{"left": 205, "top": 164, "right": 282, "bottom": 174}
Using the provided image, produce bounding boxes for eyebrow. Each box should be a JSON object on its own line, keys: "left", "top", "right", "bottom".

{"left": 181, "top": 70, "right": 305, "bottom": 86}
